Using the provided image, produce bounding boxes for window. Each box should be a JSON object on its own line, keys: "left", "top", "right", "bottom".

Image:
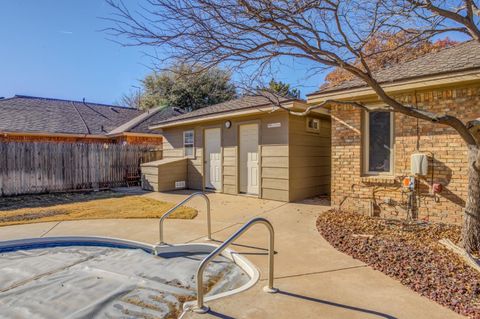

{"left": 183, "top": 130, "right": 195, "bottom": 158}
{"left": 306, "top": 117, "right": 320, "bottom": 133}
{"left": 364, "top": 111, "right": 394, "bottom": 174}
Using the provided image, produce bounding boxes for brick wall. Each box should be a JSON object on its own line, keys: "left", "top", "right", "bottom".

{"left": 114, "top": 135, "right": 163, "bottom": 145}
{"left": 0, "top": 134, "right": 112, "bottom": 143}
{"left": 0, "top": 134, "right": 162, "bottom": 145}
{"left": 331, "top": 84, "right": 480, "bottom": 224}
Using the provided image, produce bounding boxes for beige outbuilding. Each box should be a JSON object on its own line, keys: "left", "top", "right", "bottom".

{"left": 141, "top": 95, "right": 331, "bottom": 202}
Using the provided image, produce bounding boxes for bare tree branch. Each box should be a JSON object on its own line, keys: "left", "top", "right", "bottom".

{"left": 104, "top": 0, "right": 479, "bottom": 148}
{"left": 405, "top": 0, "right": 480, "bottom": 40}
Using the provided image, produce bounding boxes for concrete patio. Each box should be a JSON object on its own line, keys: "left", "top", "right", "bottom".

{"left": 0, "top": 191, "right": 464, "bottom": 319}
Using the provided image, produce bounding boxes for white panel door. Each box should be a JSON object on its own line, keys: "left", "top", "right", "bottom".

{"left": 239, "top": 124, "right": 259, "bottom": 195}
{"left": 205, "top": 128, "right": 222, "bottom": 190}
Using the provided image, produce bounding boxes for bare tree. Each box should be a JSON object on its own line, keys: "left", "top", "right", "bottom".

{"left": 105, "top": 0, "right": 480, "bottom": 253}
{"left": 117, "top": 89, "right": 142, "bottom": 109}
{"left": 403, "top": 0, "right": 480, "bottom": 40}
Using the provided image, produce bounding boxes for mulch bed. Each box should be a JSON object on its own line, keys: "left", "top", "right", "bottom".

{"left": 316, "top": 210, "right": 480, "bottom": 318}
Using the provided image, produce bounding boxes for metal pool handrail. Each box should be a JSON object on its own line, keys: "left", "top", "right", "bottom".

{"left": 193, "top": 217, "right": 277, "bottom": 314}
{"left": 158, "top": 192, "right": 211, "bottom": 244}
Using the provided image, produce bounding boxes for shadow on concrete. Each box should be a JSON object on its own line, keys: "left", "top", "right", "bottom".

{"left": 204, "top": 310, "right": 236, "bottom": 319}
{"left": 270, "top": 265, "right": 367, "bottom": 280}
{"left": 293, "top": 196, "right": 331, "bottom": 207}
{"left": 209, "top": 238, "right": 278, "bottom": 255}
{"left": 278, "top": 290, "right": 398, "bottom": 319}
{"left": 159, "top": 189, "right": 204, "bottom": 196}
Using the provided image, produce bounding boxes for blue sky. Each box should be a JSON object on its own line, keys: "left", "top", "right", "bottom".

{"left": 0, "top": 1, "right": 325, "bottom": 105}
{"left": 0, "top": 1, "right": 468, "bottom": 105}
{"left": 0, "top": 1, "right": 152, "bottom": 105}
{"left": 0, "top": 0, "right": 318, "bottom": 103}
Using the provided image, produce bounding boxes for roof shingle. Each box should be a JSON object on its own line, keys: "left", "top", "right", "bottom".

{"left": 108, "top": 106, "right": 184, "bottom": 135}
{"left": 153, "top": 94, "right": 291, "bottom": 126}
{"left": 312, "top": 41, "right": 480, "bottom": 95}
{"left": 0, "top": 95, "right": 159, "bottom": 135}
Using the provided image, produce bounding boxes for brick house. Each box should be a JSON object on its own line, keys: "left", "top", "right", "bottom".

{"left": 0, "top": 95, "right": 182, "bottom": 145}
{"left": 306, "top": 41, "right": 480, "bottom": 224}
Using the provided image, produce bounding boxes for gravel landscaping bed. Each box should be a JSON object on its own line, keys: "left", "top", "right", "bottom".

{"left": 317, "top": 210, "right": 480, "bottom": 318}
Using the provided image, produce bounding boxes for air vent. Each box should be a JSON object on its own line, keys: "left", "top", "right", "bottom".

{"left": 175, "top": 181, "right": 186, "bottom": 189}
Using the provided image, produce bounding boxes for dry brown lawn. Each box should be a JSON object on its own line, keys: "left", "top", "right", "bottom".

{"left": 0, "top": 194, "right": 198, "bottom": 227}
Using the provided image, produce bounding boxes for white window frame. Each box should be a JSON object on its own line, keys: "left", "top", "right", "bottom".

{"left": 363, "top": 111, "right": 395, "bottom": 175}
{"left": 306, "top": 117, "right": 321, "bottom": 133}
{"left": 183, "top": 130, "right": 195, "bottom": 158}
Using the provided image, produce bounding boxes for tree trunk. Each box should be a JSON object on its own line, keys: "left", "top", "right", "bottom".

{"left": 462, "top": 145, "right": 480, "bottom": 254}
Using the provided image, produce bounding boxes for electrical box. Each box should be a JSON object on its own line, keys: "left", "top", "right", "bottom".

{"left": 411, "top": 153, "right": 428, "bottom": 176}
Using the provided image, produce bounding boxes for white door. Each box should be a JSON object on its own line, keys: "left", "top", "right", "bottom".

{"left": 239, "top": 124, "right": 259, "bottom": 195}
{"left": 205, "top": 128, "right": 222, "bottom": 190}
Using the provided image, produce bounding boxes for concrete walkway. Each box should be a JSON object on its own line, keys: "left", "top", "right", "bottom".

{"left": 0, "top": 191, "right": 464, "bottom": 319}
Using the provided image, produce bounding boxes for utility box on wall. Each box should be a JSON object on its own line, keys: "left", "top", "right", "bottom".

{"left": 411, "top": 153, "right": 429, "bottom": 176}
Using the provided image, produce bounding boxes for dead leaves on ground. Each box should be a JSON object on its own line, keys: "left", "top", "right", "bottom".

{"left": 317, "top": 210, "right": 480, "bottom": 318}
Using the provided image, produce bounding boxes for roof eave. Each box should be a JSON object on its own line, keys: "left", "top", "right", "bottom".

{"left": 307, "top": 68, "right": 480, "bottom": 104}
{"left": 107, "top": 132, "right": 162, "bottom": 138}
{"left": 149, "top": 98, "right": 303, "bottom": 130}
{"left": 107, "top": 107, "right": 163, "bottom": 135}
{"left": 0, "top": 130, "right": 108, "bottom": 139}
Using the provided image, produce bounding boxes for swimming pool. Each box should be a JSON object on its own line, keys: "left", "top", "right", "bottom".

{"left": 0, "top": 236, "right": 259, "bottom": 318}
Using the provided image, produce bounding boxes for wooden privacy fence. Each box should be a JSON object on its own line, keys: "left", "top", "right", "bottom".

{"left": 0, "top": 142, "right": 162, "bottom": 196}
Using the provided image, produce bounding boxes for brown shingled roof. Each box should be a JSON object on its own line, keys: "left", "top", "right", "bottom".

{"left": 153, "top": 94, "right": 292, "bottom": 126}
{"left": 0, "top": 95, "right": 142, "bottom": 135}
{"left": 0, "top": 95, "right": 180, "bottom": 136}
{"left": 310, "top": 41, "right": 480, "bottom": 96}
{"left": 108, "top": 106, "right": 184, "bottom": 135}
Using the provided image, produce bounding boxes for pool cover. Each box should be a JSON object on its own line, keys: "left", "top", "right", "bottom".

{"left": 0, "top": 245, "right": 250, "bottom": 318}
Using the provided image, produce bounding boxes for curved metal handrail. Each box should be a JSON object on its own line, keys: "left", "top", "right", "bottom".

{"left": 158, "top": 192, "right": 211, "bottom": 244}
{"left": 193, "top": 217, "right": 277, "bottom": 314}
